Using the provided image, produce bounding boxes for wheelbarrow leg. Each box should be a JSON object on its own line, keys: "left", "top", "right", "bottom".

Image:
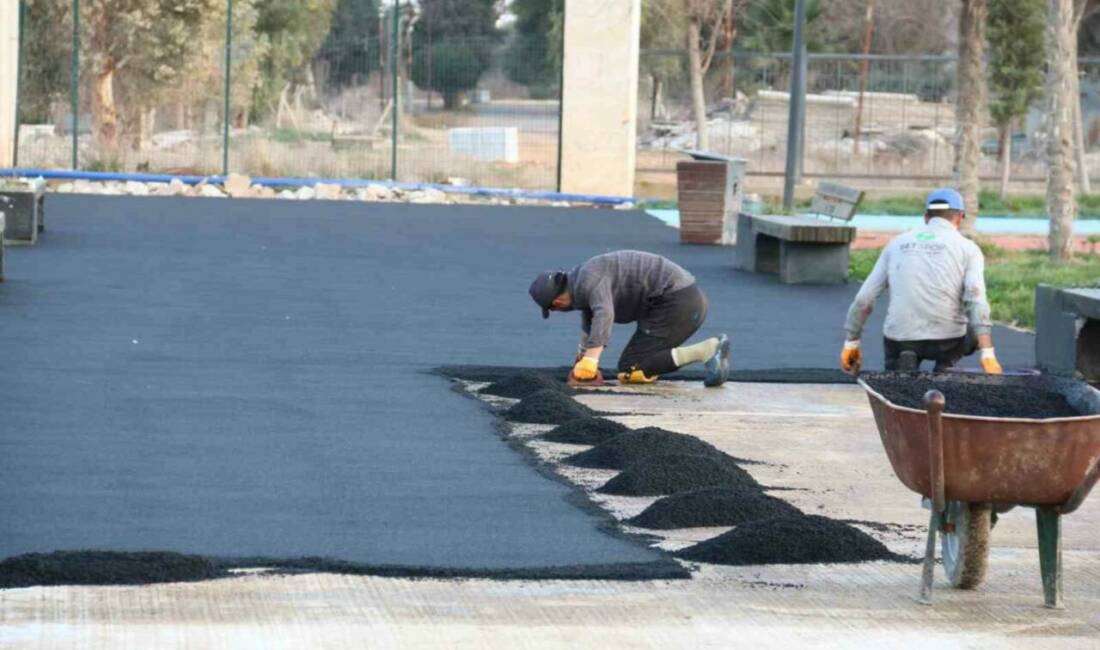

{"left": 1036, "top": 507, "right": 1063, "bottom": 609}
{"left": 918, "top": 509, "right": 939, "bottom": 605}
{"left": 918, "top": 390, "right": 947, "bottom": 606}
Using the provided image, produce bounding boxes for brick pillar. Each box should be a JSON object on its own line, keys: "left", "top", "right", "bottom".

{"left": 676, "top": 160, "right": 744, "bottom": 245}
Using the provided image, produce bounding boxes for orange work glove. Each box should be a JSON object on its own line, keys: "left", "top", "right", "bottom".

{"left": 840, "top": 340, "right": 862, "bottom": 375}
{"left": 980, "top": 348, "right": 1003, "bottom": 375}
{"left": 572, "top": 356, "right": 600, "bottom": 381}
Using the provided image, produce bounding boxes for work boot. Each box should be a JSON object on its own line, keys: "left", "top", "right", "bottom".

{"left": 704, "top": 334, "right": 731, "bottom": 387}
{"left": 617, "top": 370, "right": 658, "bottom": 384}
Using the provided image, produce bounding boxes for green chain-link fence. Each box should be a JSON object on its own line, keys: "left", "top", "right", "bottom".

{"left": 14, "top": 0, "right": 562, "bottom": 191}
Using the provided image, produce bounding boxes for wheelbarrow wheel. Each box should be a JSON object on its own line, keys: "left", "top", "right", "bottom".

{"left": 942, "top": 501, "right": 992, "bottom": 589}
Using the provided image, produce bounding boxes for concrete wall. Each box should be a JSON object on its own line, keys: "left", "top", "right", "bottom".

{"left": 559, "top": 0, "right": 641, "bottom": 198}
{"left": 0, "top": 0, "right": 18, "bottom": 167}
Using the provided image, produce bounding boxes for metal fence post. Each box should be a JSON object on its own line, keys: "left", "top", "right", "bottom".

{"left": 222, "top": 0, "right": 233, "bottom": 176}
{"left": 555, "top": 0, "right": 566, "bottom": 193}
{"left": 390, "top": 0, "right": 398, "bottom": 181}
{"left": 71, "top": 0, "right": 79, "bottom": 170}
{"left": 783, "top": 0, "right": 807, "bottom": 209}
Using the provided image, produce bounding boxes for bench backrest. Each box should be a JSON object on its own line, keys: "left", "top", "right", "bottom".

{"left": 806, "top": 181, "right": 863, "bottom": 222}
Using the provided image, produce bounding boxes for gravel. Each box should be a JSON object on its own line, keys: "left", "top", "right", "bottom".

{"left": 675, "top": 514, "right": 906, "bottom": 565}
{"left": 481, "top": 370, "right": 569, "bottom": 399}
{"left": 863, "top": 373, "right": 1080, "bottom": 419}
{"left": 504, "top": 389, "right": 595, "bottom": 424}
{"left": 598, "top": 454, "right": 760, "bottom": 496}
{"left": 564, "top": 427, "right": 746, "bottom": 470}
{"left": 627, "top": 487, "right": 802, "bottom": 529}
{"left": 541, "top": 417, "right": 630, "bottom": 445}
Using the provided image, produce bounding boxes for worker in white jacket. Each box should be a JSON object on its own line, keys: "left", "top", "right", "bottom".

{"left": 839, "top": 187, "right": 1003, "bottom": 375}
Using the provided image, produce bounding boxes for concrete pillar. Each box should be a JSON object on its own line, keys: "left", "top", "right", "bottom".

{"left": 559, "top": 0, "right": 640, "bottom": 198}
{"left": 0, "top": 0, "right": 18, "bottom": 167}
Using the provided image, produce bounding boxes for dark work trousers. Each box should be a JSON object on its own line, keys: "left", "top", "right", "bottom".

{"left": 618, "top": 284, "right": 709, "bottom": 376}
{"left": 883, "top": 331, "right": 978, "bottom": 372}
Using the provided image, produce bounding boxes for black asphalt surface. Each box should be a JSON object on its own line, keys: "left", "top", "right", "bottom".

{"left": 0, "top": 196, "right": 1035, "bottom": 577}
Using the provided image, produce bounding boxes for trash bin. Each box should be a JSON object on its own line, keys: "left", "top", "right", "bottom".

{"left": 675, "top": 151, "right": 745, "bottom": 245}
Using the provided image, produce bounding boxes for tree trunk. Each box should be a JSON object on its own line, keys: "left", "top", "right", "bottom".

{"left": 92, "top": 61, "right": 119, "bottom": 154}
{"left": 998, "top": 122, "right": 1012, "bottom": 199}
{"left": 720, "top": 9, "right": 735, "bottom": 99}
{"left": 649, "top": 74, "right": 662, "bottom": 121}
{"left": 443, "top": 92, "right": 463, "bottom": 110}
{"left": 954, "top": 0, "right": 987, "bottom": 237}
{"left": 687, "top": 18, "right": 709, "bottom": 151}
{"left": 1047, "top": 0, "right": 1078, "bottom": 263}
{"left": 1073, "top": 53, "right": 1091, "bottom": 193}
{"left": 853, "top": 0, "right": 876, "bottom": 154}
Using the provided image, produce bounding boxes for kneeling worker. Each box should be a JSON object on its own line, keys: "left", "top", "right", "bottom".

{"left": 529, "top": 250, "right": 731, "bottom": 386}
{"left": 840, "top": 188, "right": 1002, "bottom": 375}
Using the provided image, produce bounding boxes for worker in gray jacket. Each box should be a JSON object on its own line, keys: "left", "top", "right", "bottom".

{"left": 529, "top": 250, "right": 731, "bottom": 386}
{"left": 840, "top": 188, "right": 1002, "bottom": 375}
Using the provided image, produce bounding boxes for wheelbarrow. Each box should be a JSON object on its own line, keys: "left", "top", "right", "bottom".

{"left": 858, "top": 372, "right": 1100, "bottom": 607}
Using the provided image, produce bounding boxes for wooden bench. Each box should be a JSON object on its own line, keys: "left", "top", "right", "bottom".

{"left": 734, "top": 182, "right": 863, "bottom": 284}
{"left": 1036, "top": 285, "right": 1100, "bottom": 383}
{"left": 0, "top": 177, "right": 46, "bottom": 245}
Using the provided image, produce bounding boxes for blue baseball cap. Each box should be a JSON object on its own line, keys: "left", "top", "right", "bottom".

{"left": 925, "top": 187, "right": 965, "bottom": 212}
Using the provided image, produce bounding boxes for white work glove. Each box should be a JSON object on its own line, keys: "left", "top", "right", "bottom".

{"left": 840, "top": 339, "right": 862, "bottom": 375}
{"left": 980, "top": 347, "right": 1002, "bottom": 375}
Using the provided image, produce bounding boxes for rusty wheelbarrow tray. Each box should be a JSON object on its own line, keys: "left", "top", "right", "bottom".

{"left": 858, "top": 372, "right": 1100, "bottom": 608}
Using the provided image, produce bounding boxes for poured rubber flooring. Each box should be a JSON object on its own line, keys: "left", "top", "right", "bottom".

{"left": 0, "top": 196, "right": 1035, "bottom": 580}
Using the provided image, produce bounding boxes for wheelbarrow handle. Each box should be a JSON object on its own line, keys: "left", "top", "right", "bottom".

{"left": 924, "top": 390, "right": 947, "bottom": 514}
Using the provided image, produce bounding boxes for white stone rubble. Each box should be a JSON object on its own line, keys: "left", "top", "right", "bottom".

{"left": 30, "top": 176, "right": 616, "bottom": 210}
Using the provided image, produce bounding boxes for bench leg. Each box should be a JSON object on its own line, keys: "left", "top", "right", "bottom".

{"left": 733, "top": 217, "right": 757, "bottom": 271}
{"left": 778, "top": 241, "right": 850, "bottom": 285}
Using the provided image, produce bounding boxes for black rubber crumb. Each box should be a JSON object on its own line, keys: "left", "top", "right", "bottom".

{"left": 674, "top": 514, "right": 909, "bottom": 565}
{"left": 863, "top": 373, "right": 1080, "bottom": 419}
{"left": 564, "top": 427, "right": 752, "bottom": 470}
{"left": 541, "top": 417, "right": 630, "bottom": 445}
{"left": 0, "top": 551, "right": 226, "bottom": 588}
{"left": 481, "top": 370, "right": 569, "bottom": 399}
{"left": 598, "top": 454, "right": 759, "bottom": 496}
{"left": 627, "top": 487, "right": 802, "bottom": 529}
{"left": 504, "top": 388, "right": 595, "bottom": 424}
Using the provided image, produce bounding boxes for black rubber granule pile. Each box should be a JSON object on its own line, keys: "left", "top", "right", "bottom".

{"left": 674, "top": 514, "right": 904, "bottom": 565}
{"left": 541, "top": 417, "right": 630, "bottom": 445}
{"left": 627, "top": 487, "right": 802, "bottom": 529}
{"left": 598, "top": 454, "right": 759, "bottom": 496}
{"left": 0, "top": 551, "right": 226, "bottom": 588}
{"left": 504, "top": 388, "right": 595, "bottom": 424}
{"left": 564, "top": 427, "right": 745, "bottom": 470}
{"left": 864, "top": 374, "right": 1080, "bottom": 419}
{"left": 481, "top": 370, "right": 568, "bottom": 399}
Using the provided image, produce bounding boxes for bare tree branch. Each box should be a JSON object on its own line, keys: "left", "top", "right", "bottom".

{"left": 700, "top": 0, "right": 733, "bottom": 74}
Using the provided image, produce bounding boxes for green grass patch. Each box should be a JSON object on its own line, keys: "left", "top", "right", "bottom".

{"left": 270, "top": 128, "right": 332, "bottom": 144}
{"left": 641, "top": 191, "right": 1100, "bottom": 218}
{"left": 849, "top": 246, "right": 1100, "bottom": 329}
